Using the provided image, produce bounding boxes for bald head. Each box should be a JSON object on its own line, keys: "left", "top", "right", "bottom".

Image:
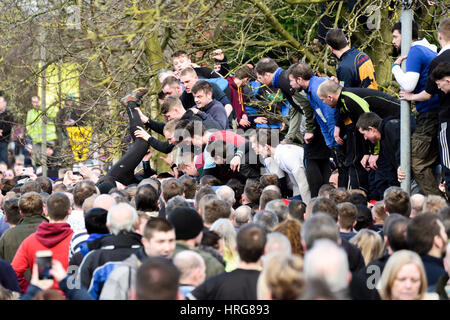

{"left": 94, "top": 194, "right": 117, "bottom": 211}
{"left": 234, "top": 205, "right": 252, "bottom": 227}
{"left": 410, "top": 194, "right": 425, "bottom": 218}
{"left": 173, "top": 250, "right": 206, "bottom": 286}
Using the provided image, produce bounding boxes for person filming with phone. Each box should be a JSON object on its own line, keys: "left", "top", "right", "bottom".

{"left": 12, "top": 193, "right": 74, "bottom": 294}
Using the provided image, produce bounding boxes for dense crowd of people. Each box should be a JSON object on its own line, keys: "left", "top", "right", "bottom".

{"left": 0, "top": 17, "right": 449, "bottom": 301}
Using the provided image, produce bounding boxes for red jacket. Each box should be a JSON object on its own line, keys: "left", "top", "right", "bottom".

{"left": 11, "top": 222, "right": 73, "bottom": 293}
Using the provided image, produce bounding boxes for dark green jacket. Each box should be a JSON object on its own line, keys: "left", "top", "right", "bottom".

{"left": 174, "top": 242, "right": 225, "bottom": 279}
{"left": 0, "top": 215, "right": 48, "bottom": 263}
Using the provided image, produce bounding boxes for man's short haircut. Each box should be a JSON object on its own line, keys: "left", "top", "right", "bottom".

{"left": 235, "top": 65, "right": 255, "bottom": 80}
{"left": 171, "top": 50, "right": 188, "bottom": 59}
{"left": 301, "top": 213, "right": 339, "bottom": 250}
{"left": 203, "top": 198, "right": 231, "bottom": 225}
{"left": 383, "top": 186, "right": 411, "bottom": 217}
{"left": 163, "top": 119, "right": 179, "bottom": 135}
{"left": 251, "top": 128, "right": 280, "bottom": 149}
{"left": 356, "top": 112, "right": 382, "bottom": 131}
{"left": 162, "top": 178, "right": 184, "bottom": 203}
{"left": 73, "top": 180, "right": 97, "bottom": 208}
{"left": 318, "top": 80, "right": 342, "bottom": 99}
{"left": 329, "top": 188, "right": 351, "bottom": 204}
{"left": 244, "top": 181, "right": 262, "bottom": 204}
{"left": 259, "top": 174, "right": 280, "bottom": 189}
{"left": 194, "top": 185, "right": 216, "bottom": 209}
{"left": 438, "top": 17, "right": 450, "bottom": 42}
{"left": 191, "top": 80, "right": 212, "bottom": 95}
{"left": 161, "top": 96, "right": 183, "bottom": 115}
{"left": 134, "top": 184, "right": 159, "bottom": 212}
{"left": 386, "top": 216, "right": 409, "bottom": 252}
{"left": 20, "top": 181, "right": 42, "bottom": 194}
{"left": 265, "top": 199, "right": 288, "bottom": 223}
{"left": 19, "top": 192, "right": 43, "bottom": 216}
{"left": 35, "top": 176, "right": 52, "bottom": 194}
{"left": 179, "top": 176, "right": 197, "bottom": 199}
{"left": 337, "top": 202, "right": 357, "bottom": 230}
{"left": 3, "top": 198, "right": 21, "bottom": 225}
{"left": 165, "top": 195, "right": 191, "bottom": 216}
{"left": 259, "top": 189, "right": 282, "bottom": 210}
{"left": 143, "top": 217, "right": 174, "bottom": 240}
{"left": 215, "top": 185, "right": 235, "bottom": 207}
{"left": 199, "top": 175, "right": 221, "bottom": 187}
{"left": 406, "top": 213, "right": 443, "bottom": 255}
{"left": 255, "top": 58, "right": 279, "bottom": 76}
{"left": 46, "top": 192, "right": 71, "bottom": 221}
{"left": 325, "top": 28, "right": 348, "bottom": 50}
{"left": 161, "top": 75, "right": 181, "bottom": 90}
{"left": 430, "top": 62, "right": 450, "bottom": 82}
{"left": 392, "top": 21, "right": 419, "bottom": 40}
{"left": 236, "top": 223, "right": 267, "bottom": 263}
{"left": 372, "top": 200, "right": 387, "bottom": 222}
{"left": 288, "top": 199, "right": 306, "bottom": 222}
{"left": 179, "top": 66, "right": 197, "bottom": 78}
{"left": 136, "top": 257, "right": 180, "bottom": 300}
{"left": 287, "top": 63, "right": 314, "bottom": 81}
{"left": 312, "top": 197, "right": 338, "bottom": 221}
{"left": 318, "top": 184, "right": 335, "bottom": 198}
{"left": 253, "top": 209, "right": 279, "bottom": 232}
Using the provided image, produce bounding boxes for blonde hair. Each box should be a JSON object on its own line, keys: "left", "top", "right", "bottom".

{"left": 257, "top": 252, "right": 305, "bottom": 300}
{"left": 350, "top": 229, "right": 385, "bottom": 265}
{"left": 422, "top": 195, "right": 447, "bottom": 215}
{"left": 210, "top": 218, "right": 239, "bottom": 271}
{"left": 378, "top": 250, "right": 427, "bottom": 300}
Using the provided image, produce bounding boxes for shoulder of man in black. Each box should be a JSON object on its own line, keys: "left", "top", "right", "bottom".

{"left": 195, "top": 67, "right": 221, "bottom": 79}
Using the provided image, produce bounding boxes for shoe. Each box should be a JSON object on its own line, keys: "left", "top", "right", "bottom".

{"left": 121, "top": 87, "right": 149, "bottom": 107}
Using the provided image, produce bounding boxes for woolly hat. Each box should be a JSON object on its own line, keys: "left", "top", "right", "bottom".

{"left": 168, "top": 206, "right": 203, "bottom": 240}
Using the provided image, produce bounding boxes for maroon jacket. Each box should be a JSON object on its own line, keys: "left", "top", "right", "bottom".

{"left": 226, "top": 77, "right": 248, "bottom": 127}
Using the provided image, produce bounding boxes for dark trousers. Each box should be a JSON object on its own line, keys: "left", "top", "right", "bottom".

{"left": 107, "top": 102, "right": 149, "bottom": 185}
{"left": 411, "top": 110, "right": 441, "bottom": 195}
{"left": 305, "top": 158, "right": 331, "bottom": 198}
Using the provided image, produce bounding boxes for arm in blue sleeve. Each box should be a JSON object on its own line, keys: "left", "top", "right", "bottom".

{"left": 59, "top": 276, "right": 93, "bottom": 300}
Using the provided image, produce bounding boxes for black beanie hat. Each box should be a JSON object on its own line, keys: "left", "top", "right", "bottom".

{"left": 168, "top": 207, "right": 203, "bottom": 240}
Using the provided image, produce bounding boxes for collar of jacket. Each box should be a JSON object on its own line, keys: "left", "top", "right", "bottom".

{"left": 339, "top": 47, "right": 356, "bottom": 61}
{"left": 202, "top": 99, "right": 216, "bottom": 112}
{"left": 100, "top": 231, "right": 142, "bottom": 250}
{"left": 19, "top": 214, "right": 48, "bottom": 225}
{"left": 271, "top": 68, "right": 283, "bottom": 89}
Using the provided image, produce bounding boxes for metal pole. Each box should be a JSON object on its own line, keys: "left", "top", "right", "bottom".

{"left": 400, "top": 0, "right": 413, "bottom": 194}
{"left": 39, "top": 30, "right": 48, "bottom": 177}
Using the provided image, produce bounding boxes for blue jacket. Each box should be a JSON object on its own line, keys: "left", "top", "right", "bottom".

{"left": 306, "top": 76, "right": 338, "bottom": 148}
{"left": 196, "top": 99, "right": 229, "bottom": 130}
{"left": 20, "top": 275, "right": 93, "bottom": 300}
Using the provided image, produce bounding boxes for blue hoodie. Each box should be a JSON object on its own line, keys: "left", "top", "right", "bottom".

{"left": 306, "top": 76, "right": 339, "bottom": 148}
